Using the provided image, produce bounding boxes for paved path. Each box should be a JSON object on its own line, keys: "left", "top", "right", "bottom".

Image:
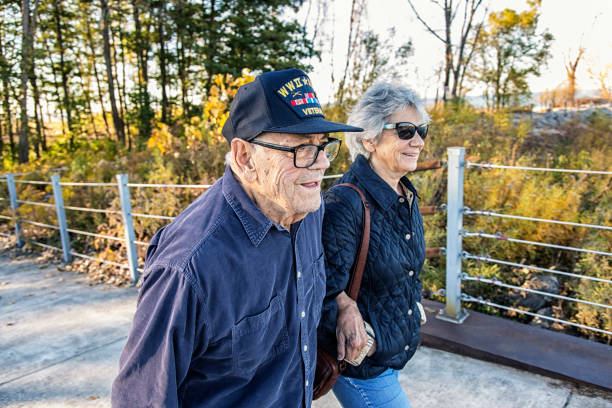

{"left": 0, "top": 253, "right": 610, "bottom": 407}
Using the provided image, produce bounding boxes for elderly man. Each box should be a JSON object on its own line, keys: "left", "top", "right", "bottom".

{"left": 111, "top": 68, "right": 362, "bottom": 408}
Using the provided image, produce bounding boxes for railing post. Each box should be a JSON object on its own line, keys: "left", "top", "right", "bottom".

{"left": 51, "top": 174, "right": 72, "bottom": 263}
{"left": 116, "top": 174, "right": 139, "bottom": 284}
{"left": 5, "top": 174, "right": 23, "bottom": 248}
{"left": 437, "top": 147, "right": 469, "bottom": 323}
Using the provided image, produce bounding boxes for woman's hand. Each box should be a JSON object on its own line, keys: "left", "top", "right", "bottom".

{"left": 335, "top": 291, "right": 368, "bottom": 362}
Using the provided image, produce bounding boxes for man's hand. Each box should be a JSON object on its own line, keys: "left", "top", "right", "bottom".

{"left": 335, "top": 291, "right": 368, "bottom": 362}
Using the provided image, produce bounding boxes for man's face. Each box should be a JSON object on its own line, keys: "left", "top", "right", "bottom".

{"left": 250, "top": 132, "right": 330, "bottom": 225}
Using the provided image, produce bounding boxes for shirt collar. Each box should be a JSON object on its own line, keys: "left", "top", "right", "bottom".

{"left": 351, "top": 154, "right": 420, "bottom": 210}
{"left": 222, "top": 165, "right": 275, "bottom": 247}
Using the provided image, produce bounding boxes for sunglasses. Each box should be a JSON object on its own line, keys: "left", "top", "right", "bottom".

{"left": 382, "top": 122, "right": 429, "bottom": 141}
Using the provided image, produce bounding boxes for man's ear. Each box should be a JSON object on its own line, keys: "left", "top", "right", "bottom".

{"left": 231, "top": 139, "right": 257, "bottom": 182}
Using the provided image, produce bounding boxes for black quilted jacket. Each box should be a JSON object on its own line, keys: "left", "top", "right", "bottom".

{"left": 317, "top": 154, "right": 426, "bottom": 379}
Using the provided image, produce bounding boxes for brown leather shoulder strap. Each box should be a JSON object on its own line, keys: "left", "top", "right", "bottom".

{"left": 332, "top": 183, "right": 370, "bottom": 301}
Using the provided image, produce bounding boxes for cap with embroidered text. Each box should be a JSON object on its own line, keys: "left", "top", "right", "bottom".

{"left": 222, "top": 68, "right": 362, "bottom": 143}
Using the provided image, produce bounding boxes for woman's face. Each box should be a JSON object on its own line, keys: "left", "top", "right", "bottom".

{"left": 366, "top": 107, "right": 426, "bottom": 175}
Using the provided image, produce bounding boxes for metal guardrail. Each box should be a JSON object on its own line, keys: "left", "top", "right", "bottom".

{"left": 1, "top": 150, "right": 609, "bottom": 339}
{"left": 0, "top": 173, "right": 217, "bottom": 284}
{"left": 439, "top": 148, "right": 611, "bottom": 337}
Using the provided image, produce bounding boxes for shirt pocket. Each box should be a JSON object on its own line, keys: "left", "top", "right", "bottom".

{"left": 305, "top": 252, "right": 326, "bottom": 319}
{"left": 231, "top": 295, "right": 289, "bottom": 374}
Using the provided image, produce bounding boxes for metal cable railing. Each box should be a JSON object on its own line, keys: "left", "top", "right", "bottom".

{"left": 461, "top": 273, "right": 611, "bottom": 310}
{"left": 464, "top": 208, "right": 612, "bottom": 231}
{"left": 462, "top": 230, "right": 612, "bottom": 257}
{"left": 17, "top": 200, "right": 55, "bottom": 209}
{"left": 467, "top": 161, "right": 612, "bottom": 175}
{"left": 132, "top": 212, "right": 175, "bottom": 220}
{"left": 64, "top": 205, "right": 120, "bottom": 215}
{"left": 13, "top": 180, "right": 53, "bottom": 185}
{"left": 67, "top": 228, "right": 126, "bottom": 242}
{"left": 59, "top": 181, "right": 117, "bottom": 187}
{"left": 21, "top": 220, "right": 59, "bottom": 230}
{"left": 462, "top": 252, "right": 612, "bottom": 284}
{"left": 437, "top": 150, "right": 612, "bottom": 339}
{"left": 461, "top": 294, "right": 612, "bottom": 336}
{"left": 127, "top": 183, "right": 211, "bottom": 189}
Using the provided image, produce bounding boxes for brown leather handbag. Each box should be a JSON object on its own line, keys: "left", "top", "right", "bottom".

{"left": 313, "top": 183, "right": 371, "bottom": 400}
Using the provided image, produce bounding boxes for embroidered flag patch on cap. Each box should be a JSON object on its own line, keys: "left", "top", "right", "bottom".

{"left": 222, "top": 68, "right": 362, "bottom": 143}
{"left": 275, "top": 76, "right": 323, "bottom": 118}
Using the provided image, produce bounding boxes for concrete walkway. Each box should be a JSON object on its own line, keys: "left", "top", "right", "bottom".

{"left": 0, "top": 253, "right": 610, "bottom": 408}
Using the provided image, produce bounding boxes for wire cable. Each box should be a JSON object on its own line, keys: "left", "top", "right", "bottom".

{"left": 462, "top": 252, "right": 612, "bottom": 284}
{"left": 464, "top": 209, "right": 612, "bottom": 231}
{"left": 462, "top": 230, "right": 612, "bottom": 257}
{"left": 462, "top": 294, "right": 612, "bottom": 336}
{"left": 462, "top": 273, "right": 612, "bottom": 310}
{"left": 467, "top": 161, "right": 612, "bottom": 175}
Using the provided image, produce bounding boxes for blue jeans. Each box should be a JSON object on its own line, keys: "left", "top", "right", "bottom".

{"left": 332, "top": 368, "right": 411, "bottom": 408}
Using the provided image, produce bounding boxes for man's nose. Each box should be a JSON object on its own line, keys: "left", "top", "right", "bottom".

{"left": 310, "top": 149, "right": 331, "bottom": 170}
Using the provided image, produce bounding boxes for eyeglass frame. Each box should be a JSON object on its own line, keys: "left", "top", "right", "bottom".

{"left": 249, "top": 136, "right": 342, "bottom": 168}
{"left": 382, "top": 121, "right": 429, "bottom": 141}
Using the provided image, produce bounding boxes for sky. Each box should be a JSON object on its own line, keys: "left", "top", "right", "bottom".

{"left": 294, "top": 0, "right": 612, "bottom": 104}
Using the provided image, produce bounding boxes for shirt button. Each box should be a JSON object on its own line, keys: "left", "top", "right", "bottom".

{"left": 306, "top": 380, "right": 309, "bottom": 387}
{"left": 408, "top": 309, "right": 413, "bottom": 315}
{"left": 409, "top": 270, "right": 414, "bottom": 276}
{"left": 405, "top": 345, "right": 410, "bottom": 351}
{"left": 297, "top": 271, "right": 302, "bottom": 278}
{"left": 399, "top": 197, "right": 405, "bottom": 203}
{"left": 301, "top": 311, "right": 306, "bottom": 318}
{"left": 405, "top": 233, "right": 411, "bottom": 240}
{"left": 304, "top": 345, "right": 308, "bottom": 352}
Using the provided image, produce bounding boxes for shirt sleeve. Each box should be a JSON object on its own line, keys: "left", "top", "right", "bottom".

{"left": 111, "top": 265, "right": 207, "bottom": 408}
{"left": 317, "top": 188, "right": 361, "bottom": 356}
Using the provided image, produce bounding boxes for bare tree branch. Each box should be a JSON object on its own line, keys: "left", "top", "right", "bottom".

{"left": 407, "top": 0, "right": 445, "bottom": 43}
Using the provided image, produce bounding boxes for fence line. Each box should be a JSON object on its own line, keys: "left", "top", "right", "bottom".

{"left": 127, "top": 183, "right": 211, "bottom": 189}
{"left": 17, "top": 200, "right": 55, "bottom": 209}
{"left": 464, "top": 209, "right": 612, "bottom": 231}
{"left": 461, "top": 295, "right": 612, "bottom": 336}
{"left": 467, "top": 161, "right": 612, "bottom": 175}
{"left": 63, "top": 205, "right": 120, "bottom": 215}
{"left": 462, "top": 230, "right": 612, "bottom": 257}
{"left": 462, "top": 252, "right": 612, "bottom": 284}
{"left": 66, "top": 228, "right": 126, "bottom": 242}
{"left": 21, "top": 220, "right": 59, "bottom": 230}
{"left": 0, "top": 152, "right": 610, "bottom": 339}
{"left": 462, "top": 273, "right": 611, "bottom": 310}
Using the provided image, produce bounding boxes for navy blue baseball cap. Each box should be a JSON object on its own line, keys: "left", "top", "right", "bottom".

{"left": 222, "top": 68, "right": 363, "bottom": 143}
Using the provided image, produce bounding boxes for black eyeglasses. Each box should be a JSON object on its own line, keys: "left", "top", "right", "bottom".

{"left": 382, "top": 122, "right": 429, "bottom": 141}
{"left": 250, "top": 137, "right": 342, "bottom": 168}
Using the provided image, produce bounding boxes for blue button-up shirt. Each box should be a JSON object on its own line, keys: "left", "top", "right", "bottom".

{"left": 111, "top": 166, "right": 326, "bottom": 408}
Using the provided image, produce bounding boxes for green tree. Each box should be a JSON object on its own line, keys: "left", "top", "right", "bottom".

{"left": 471, "top": 0, "right": 553, "bottom": 109}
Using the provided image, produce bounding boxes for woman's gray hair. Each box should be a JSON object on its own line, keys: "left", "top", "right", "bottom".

{"left": 345, "top": 82, "right": 430, "bottom": 161}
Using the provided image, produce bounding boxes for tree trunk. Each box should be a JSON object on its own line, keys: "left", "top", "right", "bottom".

{"left": 442, "top": 0, "right": 452, "bottom": 102}
{"left": 52, "top": 0, "right": 74, "bottom": 148}
{"left": 85, "top": 22, "right": 111, "bottom": 138}
{"left": 77, "top": 58, "right": 98, "bottom": 137}
{"left": 43, "top": 35, "right": 66, "bottom": 134}
{"left": 132, "top": 0, "right": 152, "bottom": 140}
{"left": 101, "top": 0, "right": 125, "bottom": 144}
{"left": 19, "top": 0, "right": 31, "bottom": 163}
{"left": 29, "top": 0, "right": 42, "bottom": 157}
{"left": 156, "top": 3, "right": 169, "bottom": 124}
{"left": 0, "top": 21, "right": 10, "bottom": 157}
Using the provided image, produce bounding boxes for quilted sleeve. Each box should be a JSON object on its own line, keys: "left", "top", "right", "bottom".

{"left": 317, "top": 188, "right": 361, "bottom": 355}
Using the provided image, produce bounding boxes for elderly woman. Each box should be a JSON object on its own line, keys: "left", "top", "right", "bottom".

{"left": 317, "top": 82, "right": 428, "bottom": 407}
